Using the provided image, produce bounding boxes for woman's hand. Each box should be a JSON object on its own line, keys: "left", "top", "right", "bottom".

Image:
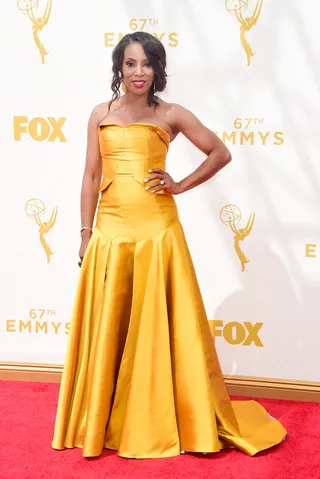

{"left": 144, "top": 168, "right": 184, "bottom": 195}
{"left": 78, "top": 230, "right": 92, "bottom": 267}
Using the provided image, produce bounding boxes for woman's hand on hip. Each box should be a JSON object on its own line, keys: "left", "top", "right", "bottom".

{"left": 144, "top": 168, "right": 183, "bottom": 195}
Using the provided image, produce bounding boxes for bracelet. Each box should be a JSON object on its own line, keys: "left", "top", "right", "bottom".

{"left": 80, "top": 226, "right": 93, "bottom": 234}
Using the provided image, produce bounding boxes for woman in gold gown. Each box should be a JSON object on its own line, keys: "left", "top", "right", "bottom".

{"left": 52, "top": 32, "right": 286, "bottom": 458}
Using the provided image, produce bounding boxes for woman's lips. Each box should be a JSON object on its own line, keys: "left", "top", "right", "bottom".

{"left": 132, "top": 81, "right": 146, "bottom": 88}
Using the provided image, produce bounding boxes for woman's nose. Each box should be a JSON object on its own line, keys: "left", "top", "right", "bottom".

{"left": 135, "top": 64, "right": 143, "bottom": 75}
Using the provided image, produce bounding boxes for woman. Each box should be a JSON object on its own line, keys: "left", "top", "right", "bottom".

{"left": 52, "top": 32, "right": 286, "bottom": 459}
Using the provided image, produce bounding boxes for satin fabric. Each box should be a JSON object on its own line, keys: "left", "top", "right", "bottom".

{"left": 52, "top": 123, "right": 286, "bottom": 458}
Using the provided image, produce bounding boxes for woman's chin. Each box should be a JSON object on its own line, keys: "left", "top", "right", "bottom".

{"left": 127, "top": 85, "right": 151, "bottom": 95}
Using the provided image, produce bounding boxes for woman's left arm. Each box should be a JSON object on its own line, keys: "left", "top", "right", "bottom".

{"left": 145, "top": 104, "right": 231, "bottom": 195}
{"left": 172, "top": 104, "right": 231, "bottom": 194}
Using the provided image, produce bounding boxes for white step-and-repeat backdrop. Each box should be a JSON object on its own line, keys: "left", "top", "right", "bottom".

{"left": 1, "top": 0, "right": 320, "bottom": 382}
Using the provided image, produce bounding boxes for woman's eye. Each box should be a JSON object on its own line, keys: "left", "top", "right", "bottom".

{"left": 125, "top": 61, "right": 151, "bottom": 68}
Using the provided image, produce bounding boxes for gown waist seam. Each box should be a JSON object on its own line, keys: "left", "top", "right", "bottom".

{"left": 94, "top": 220, "right": 181, "bottom": 243}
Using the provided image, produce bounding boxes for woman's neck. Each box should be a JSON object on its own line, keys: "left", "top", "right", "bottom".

{"left": 121, "top": 92, "right": 151, "bottom": 112}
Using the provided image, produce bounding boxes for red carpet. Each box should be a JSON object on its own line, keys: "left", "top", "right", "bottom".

{"left": 0, "top": 381, "right": 319, "bottom": 479}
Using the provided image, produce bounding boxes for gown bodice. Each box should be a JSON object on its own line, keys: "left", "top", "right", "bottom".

{"left": 96, "top": 123, "right": 178, "bottom": 241}
{"left": 98, "top": 123, "right": 170, "bottom": 193}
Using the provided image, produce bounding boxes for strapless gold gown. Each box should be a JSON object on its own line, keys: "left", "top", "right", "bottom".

{"left": 52, "top": 123, "right": 286, "bottom": 458}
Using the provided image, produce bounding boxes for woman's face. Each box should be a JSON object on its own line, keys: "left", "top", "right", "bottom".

{"left": 122, "top": 42, "right": 154, "bottom": 95}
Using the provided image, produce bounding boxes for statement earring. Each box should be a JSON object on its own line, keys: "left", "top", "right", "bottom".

{"left": 122, "top": 81, "right": 127, "bottom": 93}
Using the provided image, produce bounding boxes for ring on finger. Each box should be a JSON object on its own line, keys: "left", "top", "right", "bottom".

{"left": 160, "top": 179, "right": 165, "bottom": 185}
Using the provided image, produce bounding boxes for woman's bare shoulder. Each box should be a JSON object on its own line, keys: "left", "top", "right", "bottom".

{"left": 158, "top": 100, "right": 188, "bottom": 117}
{"left": 157, "top": 101, "right": 191, "bottom": 132}
{"left": 87, "top": 101, "right": 116, "bottom": 129}
{"left": 157, "top": 99, "right": 178, "bottom": 110}
{"left": 91, "top": 102, "right": 109, "bottom": 121}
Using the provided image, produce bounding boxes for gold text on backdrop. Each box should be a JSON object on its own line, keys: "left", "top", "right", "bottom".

{"left": 105, "top": 18, "right": 179, "bottom": 48}
{"left": 305, "top": 244, "right": 317, "bottom": 257}
{"left": 225, "top": 0, "right": 263, "bottom": 66}
{"left": 220, "top": 204, "right": 255, "bottom": 272}
{"left": 6, "top": 309, "right": 70, "bottom": 335}
{"left": 214, "top": 118, "right": 284, "bottom": 146}
{"left": 17, "top": 0, "right": 52, "bottom": 64}
{"left": 14, "top": 116, "right": 67, "bottom": 142}
{"left": 209, "top": 320, "right": 263, "bottom": 346}
{"left": 25, "top": 198, "right": 58, "bottom": 263}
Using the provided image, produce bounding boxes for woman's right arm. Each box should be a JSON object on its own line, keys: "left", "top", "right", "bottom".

{"left": 78, "top": 105, "right": 104, "bottom": 263}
